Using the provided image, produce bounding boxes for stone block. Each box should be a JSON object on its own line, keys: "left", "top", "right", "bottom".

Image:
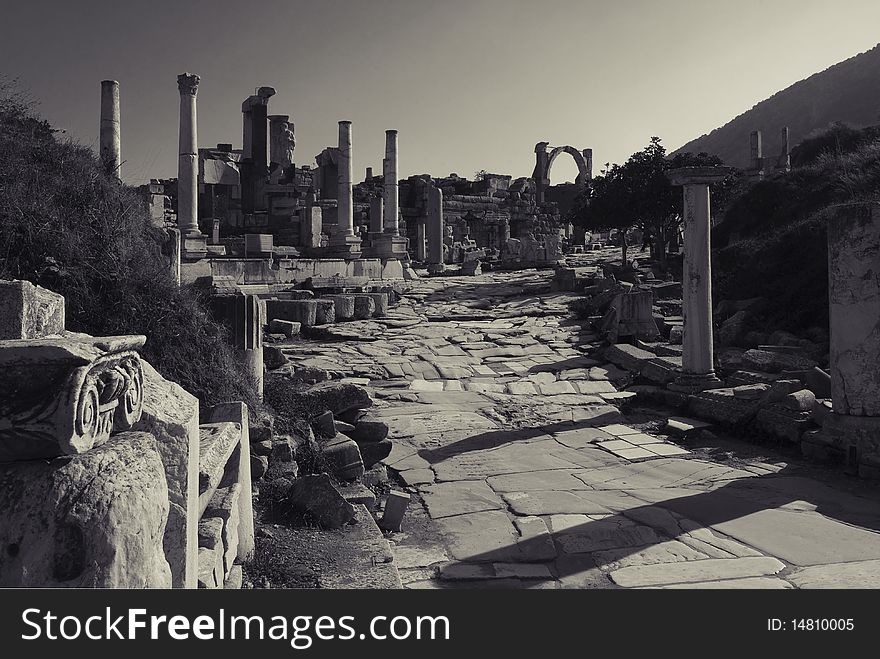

{"left": 0, "top": 432, "right": 171, "bottom": 587}
{"left": 197, "top": 422, "right": 241, "bottom": 516}
{"left": 0, "top": 334, "right": 146, "bottom": 460}
{"left": 206, "top": 401, "right": 255, "bottom": 563}
{"left": 284, "top": 473, "right": 356, "bottom": 529}
{"left": 353, "top": 295, "right": 376, "bottom": 320}
{"left": 323, "top": 295, "right": 356, "bottom": 320}
{"left": 0, "top": 279, "right": 65, "bottom": 339}
{"left": 204, "top": 484, "right": 241, "bottom": 578}
{"left": 379, "top": 490, "right": 411, "bottom": 532}
{"left": 266, "top": 299, "right": 317, "bottom": 327}
{"left": 314, "top": 299, "right": 336, "bottom": 325}
{"left": 604, "top": 343, "right": 655, "bottom": 372}
{"left": 367, "top": 292, "right": 389, "bottom": 317}
{"left": 134, "top": 360, "right": 200, "bottom": 589}
{"left": 268, "top": 319, "right": 301, "bottom": 337}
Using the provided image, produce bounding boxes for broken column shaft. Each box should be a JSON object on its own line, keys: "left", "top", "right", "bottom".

{"left": 667, "top": 166, "right": 732, "bottom": 393}
{"left": 100, "top": 80, "right": 121, "bottom": 178}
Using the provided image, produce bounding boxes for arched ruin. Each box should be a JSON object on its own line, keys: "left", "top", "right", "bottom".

{"left": 532, "top": 142, "right": 593, "bottom": 203}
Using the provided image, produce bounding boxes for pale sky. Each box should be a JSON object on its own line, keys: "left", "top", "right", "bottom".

{"left": 2, "top": 0, "right": 880, "bottom": 186}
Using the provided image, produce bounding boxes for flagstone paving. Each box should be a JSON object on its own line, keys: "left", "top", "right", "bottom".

{"left": 281, "top": 267, "right": 880, "bottom": 588}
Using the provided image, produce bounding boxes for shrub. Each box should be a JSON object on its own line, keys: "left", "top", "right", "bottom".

{"left": 0, "top": 81, "right": 259, "bottom": 413}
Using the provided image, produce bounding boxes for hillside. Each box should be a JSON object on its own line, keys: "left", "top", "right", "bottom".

{"left": 672, "top": 43, "right": 880, "bottom": 167}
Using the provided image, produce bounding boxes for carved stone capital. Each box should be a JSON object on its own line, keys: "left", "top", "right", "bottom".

{"left": 0, "top": 335, "right": 146, "bottom": 460}
{"left": 177, "top": 73, "right": 200, "bottom": 96}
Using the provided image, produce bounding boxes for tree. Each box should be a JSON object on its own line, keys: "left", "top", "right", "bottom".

{"left": 569, "top": 137, "right": 736, "bottom": 268}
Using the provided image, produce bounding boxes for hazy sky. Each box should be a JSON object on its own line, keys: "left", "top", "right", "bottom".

{"left": 3, "top": 0, "right": 880, "bottom": 186}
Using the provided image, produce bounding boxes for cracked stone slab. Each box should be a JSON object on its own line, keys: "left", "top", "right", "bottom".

{"left": 503, "top": 490, "right": 615, "bottom": 516}
{"left": 487, "top": 470, "right": 593, "bottom": 492}
{"left": 553, "top": 427, "right": 614, "bottom": 448}
{"left": 549, "top": 516, "right": 660, "bottom": 554}
{"left": 609, "top": 556, "right": 786, "bottom": 588}
{"left": 592, "top": 540, "right": 708, "bottom": 570}
{"left": 787, "top": 560, "right": 880, "bottom": 588}
{"left": 434, "top": 510, "right": 522, "bottom": 562}
{"left": 652, "top": 577, "right": 793, "bottom": 589}
{"left": 513, "top": 515, "right": 557, "bottom": 561}
{"left": 391, "top": 544, "right": 451, "bottom": 569}
{"left": 421, "top": 480, "right": 505, "bottom": 519}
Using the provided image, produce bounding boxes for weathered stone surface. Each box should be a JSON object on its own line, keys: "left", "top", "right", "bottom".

{"left": 284, "top": 473, "right": 356, "bottom": 529}
{"left": 266, "top": 299, "right": 317, "bottom": 327}
{"left": 551, "top": 516, "right": 659, "bottom": 554}
{"left": 788, "top": 560, "right": 880, "bottom": 589}
{"left": 421, "top": 480, "right": 505, "bottom": 519}
{"left": 781, "top": 389, "right": 816, "bottom": 412}
{"left": 0, "top": 334, "right": 146, "bottom": 460}
{"left": 293, "top": 382, "right": 373, "bottom": 416}
{"left": 323, "top": 295, "right": 355, "bottom": 320}
{"left": 434, "top": 510, "right": 521, "bottom": 562}
{"left": 604, "top": 343, "right": 655, "bottom": 372}
{"left": 513, "top": 515, "right": 557, "bottom": 561}
{"left": 0, "top": 432, "right": 172, "bottom": 587}
{"left": 609, "top": 556, "right": 786, "bottom": 588}
{"left": 379, "top": 490, "right": 410, "bottom": 532}
{"left": 204, "top": 484, "right": 241, "bottom": 578}
{"left": 268, "top": 319, "right": 301, "bottom": 337}
{"left": 314, "top": 299, "right": 336, "bottom": 325}
{"left": 353, "top": 295, "right": 376, "bottom": 319}
{"left": 133, "top": 360, "right": 199, "bottom": 589}
{"left": 0, "top": 279, "right": 65, "bottom": 340}
{"left": 197, "top": 421, "right": 240, "bottom": 514}
{"left": 347, "top": 418, "right": 389, "bottom": 443}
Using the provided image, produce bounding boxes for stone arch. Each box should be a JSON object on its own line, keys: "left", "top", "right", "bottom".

{"left": 532, "top": 142, "right": 592, "bottom": 203}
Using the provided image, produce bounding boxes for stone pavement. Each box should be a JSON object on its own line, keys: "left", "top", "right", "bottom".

{"left": 281, "top": 268, "right": 880, "bottom": 589}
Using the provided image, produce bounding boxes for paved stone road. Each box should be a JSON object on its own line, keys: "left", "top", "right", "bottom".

{"left": 282, "top": 266, "right": 880, "bottom": 589}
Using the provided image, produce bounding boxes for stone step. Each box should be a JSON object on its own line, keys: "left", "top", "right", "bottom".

{"left": 198, "top": 421, "right": 242, "bottom": 516}
{"left": 320, "top": 505, "right": 403, "bottom": 589}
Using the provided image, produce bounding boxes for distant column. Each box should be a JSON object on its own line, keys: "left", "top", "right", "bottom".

{"left": 337, "top": 121, "right": 354, "bottom": 236}
{"left": 667, "top": 166, "right": 733, "bottom": 393}
{"left": 330, "top": 121, "right": 361, "bottom": 258}
{"left": 370, "top": 196, "right": 383, "bottom": 234}
{"left": 426, "top": 184, "right": 445, "bottom": 273}
{"left": 778, "top": 126, "right": 791, "bottom": 171}
{"left": 177, "top": 73, "right": 200, "bottom": 236}
{"left": 383, "top": 130, "right": 399, "bottom": 235}
{"left": 416, "top": 222, "right": 427, "bottom": 261}
{"left": 749, "top": 130, "right": 763, "bottom": 173}
{"left": 100, "top": 80, "right": 121, "bottom": 178}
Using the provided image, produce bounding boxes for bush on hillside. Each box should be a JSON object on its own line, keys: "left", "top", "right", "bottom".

{"left": 0, "top": 81, "right": 259, "bottom": 414}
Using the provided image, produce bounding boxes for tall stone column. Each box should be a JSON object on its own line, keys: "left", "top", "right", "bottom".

{"left": 177, "top": 74, "right": 204, "bottom": 242}
{"left": 368, "top": 129, "right": 409, "bottom": 259}
{"left": 667, "top": 166, "right": 732, "bottom": 393}
{"left": 426, "top": 184, "right": 445, "bottom": 273}
{"left": 383, "top": 130, "right": 399, "bottom": 234}
{"left": 330, "top": 120, "right": 362, "bottom": 258}
{"left": 100, "top": 80, "right": 121, "bottom": 178}
{"left": 370, "top": 196, "right": 384, "bottom": 234}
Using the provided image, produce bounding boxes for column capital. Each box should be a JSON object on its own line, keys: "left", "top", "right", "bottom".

{"left": 385, "top": 128, "right": 398, "bottom": 135}
{"left": 666, "top": 165, "right": 734, "bottom": 186}
{"left": 177, "top": 73, "right": 200, "bottom": 96}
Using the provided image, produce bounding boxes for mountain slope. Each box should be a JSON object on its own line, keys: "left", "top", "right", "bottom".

{"left": 672, "top": 44, "right": 880, "bottom": 168}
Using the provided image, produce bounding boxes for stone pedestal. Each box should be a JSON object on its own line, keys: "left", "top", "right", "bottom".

{"left": 666, "top": 166, "right": 732, "bottom": 393}
{"left": 807, "top": 203, "right": 880, "bottom": 478}
{"left": 100, "top": 80, "right": 121, "bottom": 178}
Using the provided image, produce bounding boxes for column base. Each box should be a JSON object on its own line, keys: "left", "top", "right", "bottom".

{"left": 329, "top": 232, "right": 363, "bottom": 259}
{"left": 181, "top": 231, "right": 208, "bottom": 261}
{"left": 367, "top": 233, "right": 410, "bottom": 259}
{"left": 668, "top": 371, "right": 722, "bottom": 394}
